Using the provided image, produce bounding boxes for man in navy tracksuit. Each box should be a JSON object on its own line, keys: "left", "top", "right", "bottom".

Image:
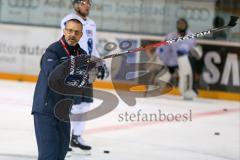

{"left": 32, "top": 18, "right": 86, "bottom": 160}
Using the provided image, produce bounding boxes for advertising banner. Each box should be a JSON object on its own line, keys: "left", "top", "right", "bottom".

{"left": 199, "top": 42, "right": 240, "bottom": 93}
{"left": 0, "top": 24, "right": 59, "bottom": 75}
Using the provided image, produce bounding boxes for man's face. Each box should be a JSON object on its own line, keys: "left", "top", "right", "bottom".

{"left": 64, "top": 20, "right": 83, "bottom": 46}
{"left": 74, "top": 0, "right": 92, "bottom": 18}
{"left": 177, "top": 20, "right": 187, "bottom": 33}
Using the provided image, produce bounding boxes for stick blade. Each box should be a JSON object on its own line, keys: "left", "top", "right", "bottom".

{"left": 228, "top": 16, "right": 239, "bottom": 27}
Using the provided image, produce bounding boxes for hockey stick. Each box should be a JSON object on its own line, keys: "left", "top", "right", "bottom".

{"left": 98, "top": 16, "right": 239, "bottom": 61}
{"left": 57, "top": 16, "right": 239, "bottom": 89}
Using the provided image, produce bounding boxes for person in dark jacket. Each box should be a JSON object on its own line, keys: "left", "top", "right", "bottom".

{"left": 32, "top": 18, "right": 85, "bottom": 160}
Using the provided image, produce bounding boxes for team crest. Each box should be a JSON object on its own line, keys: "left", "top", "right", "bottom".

{"left": 86, "top": 30, "right": 93, "bottom": 37}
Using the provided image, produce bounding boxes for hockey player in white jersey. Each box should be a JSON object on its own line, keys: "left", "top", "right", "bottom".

{"left": 61, "top": 0, "right": 99, "bottom": 58}
{"left": 157, "top": 18, "right": 198, "bottom": 100}
{"left": 61, "top": 0, "right": 106, "bottom": 153}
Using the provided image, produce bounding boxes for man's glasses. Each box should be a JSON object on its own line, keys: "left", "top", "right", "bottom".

{"left": 65, "top": 28, "right": 82, "bottom": 36}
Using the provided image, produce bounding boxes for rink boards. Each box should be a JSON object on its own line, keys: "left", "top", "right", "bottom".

{"left": 0, "top": 23, "right": 239, "bottom": 101}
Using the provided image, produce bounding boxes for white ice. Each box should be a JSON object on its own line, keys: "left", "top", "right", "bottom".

{"left": 0, "top": 80, "right": 239, "bottom": 160}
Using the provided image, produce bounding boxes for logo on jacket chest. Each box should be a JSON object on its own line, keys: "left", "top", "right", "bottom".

{"left": 86, "top": 30, "right": 93, "bottom": 37}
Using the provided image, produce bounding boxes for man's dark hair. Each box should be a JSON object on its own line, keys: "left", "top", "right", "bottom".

{"left": 72, "top": 0, "right": 81, "bottom": 5}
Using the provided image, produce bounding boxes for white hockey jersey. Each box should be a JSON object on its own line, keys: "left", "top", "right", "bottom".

{"left": 61, "top": 13, "right": 100, "bottom": 58}
{"left": 157, "top": 30, "right": 196, "bottom": 67}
